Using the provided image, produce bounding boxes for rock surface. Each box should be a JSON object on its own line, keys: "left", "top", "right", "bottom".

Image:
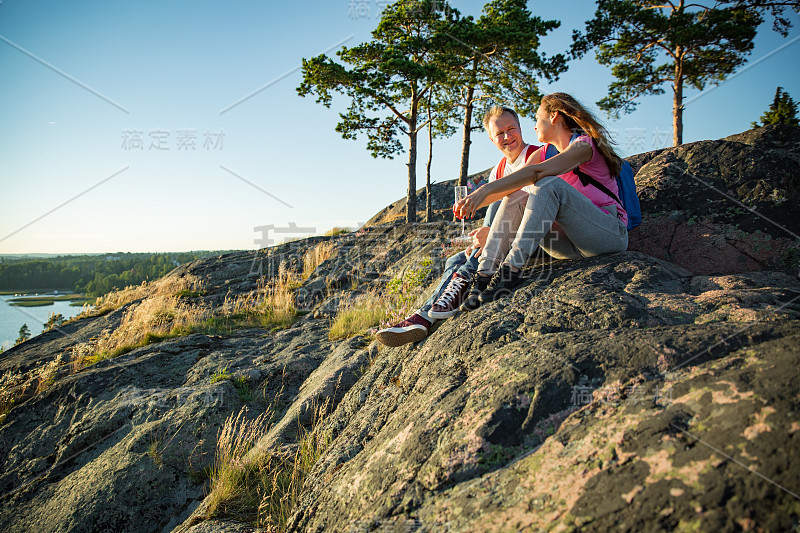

{"left": 627, "top": 124, "right": 800, "bottom": 275}
{"left": 1, "top": 126, "right": 799, "bottom": 533}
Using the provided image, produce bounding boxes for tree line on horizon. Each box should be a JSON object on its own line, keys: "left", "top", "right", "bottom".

{"left": 298, "top": 0, "right": 799, "bottom": 223}
{"left": 0, "top": 252, "right": 213, "bottom": 297}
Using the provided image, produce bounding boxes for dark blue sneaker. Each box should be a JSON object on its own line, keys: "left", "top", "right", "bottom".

{"left": 478, "top": 264, "right": 523, "bottom": 304}
{"left": 460, "top": 274, "right": 492, "bottom": 312}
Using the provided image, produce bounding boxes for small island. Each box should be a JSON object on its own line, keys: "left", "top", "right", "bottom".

{"left": 7, "top": 293, "right": 93, "bottom": 308}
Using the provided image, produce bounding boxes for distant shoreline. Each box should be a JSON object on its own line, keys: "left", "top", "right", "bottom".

{"left": 3, "top": 292, "right": 92, "bottom": 308}
{"left": 0, "top": 289, "right": 73, "bottom": 295}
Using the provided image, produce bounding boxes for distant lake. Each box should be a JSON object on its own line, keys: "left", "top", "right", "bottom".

{"left": 0, "top": 294, "right": 87, "bottom": 351}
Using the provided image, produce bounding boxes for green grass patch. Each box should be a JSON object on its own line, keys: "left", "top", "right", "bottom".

{"left": 175, "top": 289, "right": 207, "bottom": 299}
{"left": 232, "top": 376, "right": 254, "bottom": 403}
{"left": 211, "top": 367, "right": 233, "bottom": 384}
{"left": 211, "top": 369, "right": 255, "bottom": 403}
{"left": 9, "top": 300, "right": 54, "bottom": 307}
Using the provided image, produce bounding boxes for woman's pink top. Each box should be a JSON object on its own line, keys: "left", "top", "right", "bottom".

{"left": 537, "top": 135, "right": 628, "bottom": 227}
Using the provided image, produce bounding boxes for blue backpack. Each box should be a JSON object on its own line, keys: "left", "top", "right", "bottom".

{"left": 573, "top": 161, "right": 641, "bottom": 231}
{"left": 551, "top": 134, "right": 642, "bottom": 231}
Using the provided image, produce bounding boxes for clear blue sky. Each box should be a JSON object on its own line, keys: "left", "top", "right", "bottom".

{"left": 1, "top": 0, "right": 798, "bottom": 254}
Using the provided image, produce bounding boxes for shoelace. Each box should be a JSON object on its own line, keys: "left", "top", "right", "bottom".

{"left": 486, "top": 265, "right": 515, "bottom": 290}
{"left": 436, "top": 276, "right": 468, "bottom": 305}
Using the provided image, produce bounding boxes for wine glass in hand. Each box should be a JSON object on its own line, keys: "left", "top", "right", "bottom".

{"left": 454, "top": 186, "right": 469, "bottom": 240}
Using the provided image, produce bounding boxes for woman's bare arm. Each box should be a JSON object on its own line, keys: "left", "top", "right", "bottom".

{"left": 456, "top": 141, "right": 593, "bottom": 219}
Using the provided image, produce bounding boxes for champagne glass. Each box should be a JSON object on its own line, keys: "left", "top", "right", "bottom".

{"left": 454, "top": 185, "right": 469, "bottom": 240}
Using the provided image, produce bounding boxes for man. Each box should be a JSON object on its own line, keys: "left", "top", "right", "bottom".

{"left": 376, "top": 106, "right": 539, "bottom": 347}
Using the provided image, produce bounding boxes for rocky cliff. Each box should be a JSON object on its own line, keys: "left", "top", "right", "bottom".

{"left": 0, "top": 126, "right": 798, "bottom": 533}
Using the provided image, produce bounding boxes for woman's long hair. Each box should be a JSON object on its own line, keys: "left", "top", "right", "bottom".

{"left": 540, "top": 92, "right": 623, "bottom": 176}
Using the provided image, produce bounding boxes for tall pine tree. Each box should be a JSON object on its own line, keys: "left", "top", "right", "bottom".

{"left": 720, "top": 0, "right": 800, "bottom": 36}
{"left": 572, "top": 0, "right": 762, "bottom": 145}
{"left": 444, "top": 0, "right": 565, "bottom": 186}
{"left": 298, "top": 0, "right": 456, "bottom": 223}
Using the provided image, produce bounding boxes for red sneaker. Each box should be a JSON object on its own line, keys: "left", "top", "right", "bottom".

{"left": 430, "top": 273, "right": 470, "bottom": 319}
{"left": 375, "top": 313, "right": 431, "bottom": 347}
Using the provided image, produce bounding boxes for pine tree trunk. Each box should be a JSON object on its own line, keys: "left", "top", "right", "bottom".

{"left": 407, "top": 97, "right": 418, "bottom": 224}
{"left": 673, "top": 50, "right": 684, "bottom": 146}
{"left": 458, "top": 86, "right": 475, "bottom": 187}
{"left": 426, "top": 116, "right": 433, "bottom": 223}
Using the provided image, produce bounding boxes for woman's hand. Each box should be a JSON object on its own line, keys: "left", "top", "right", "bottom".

{"left": 465, "top": 226, "right": 489, "bottom": 255}
{"left": 454, "top": 186, "right": 489, "bottom": 220}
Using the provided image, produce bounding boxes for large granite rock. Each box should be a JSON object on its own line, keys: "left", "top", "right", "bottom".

{"left": 1, "top": 127, "right": 798, "bottom": 532}
{"left": 627, "top": 124, "right": 800, "bottom": 275}
{"left": 288, "top": 253, "right": 800, "bottom": 532}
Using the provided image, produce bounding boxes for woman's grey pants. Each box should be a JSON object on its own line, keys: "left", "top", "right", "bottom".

{"left": 478, "top": 176, "right": 628, "bottom": 275}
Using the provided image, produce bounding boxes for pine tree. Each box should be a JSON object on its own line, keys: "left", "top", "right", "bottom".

{"left": 573, "top": 0, "right": 763, "bottom": 146}
{"left": 298, "top": 0, "right": 456, "bottom": 223}
{"left": 15, "top": 324, "right": 30, "bottom": 346}
{"left": 720, "top": 0, "right": 800, "bottom": 37}
{"left": 752, "top": 87, "right": 799, "bottom": 127}
{"left": 443, "top": 0, "right": 565, "bottom": 186}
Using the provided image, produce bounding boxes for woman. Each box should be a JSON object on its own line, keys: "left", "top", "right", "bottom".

{"left": 455, "top": 92, "right": 629, "bottom": 310}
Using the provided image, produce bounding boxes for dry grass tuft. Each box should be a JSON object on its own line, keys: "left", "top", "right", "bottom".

{"left": 2, "top": 268, "right": 304, "bottom": 421}
{"left": 206, "top": 401, "right": 331, "bottom": 530}
{"left": 80, "top": 274, "right": 202, "bottom": 318}
{"left": 302, "top": 241, "right": 335, "bottom": 279}
{"left": 323, "top": 227, "right": 351, "bottom": 237}
{"left": 0, "top": 371, "right": 25, "bottom": 423}
{"left": 83, "top": 269, "right": 299, "bottom": 365}
{"left": 212, "top": 268, "right": 299, "bottom": 333}
{"left": 0, "top": 353, "right": 67, "bottom": 423}
{"left": 90, "top": 294, "right": 210, "bottom": 362}
{"left": 205, "top": 408, "right": 273, "bottom": 522}
{"left": 328, "top": 292, "right": 386, "bottom": 340}
{"left": 328, "top": 259, "right": 435, "bottom": 340}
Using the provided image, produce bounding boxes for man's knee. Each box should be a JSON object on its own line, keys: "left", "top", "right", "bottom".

{"left": 445, "top": 251, "right": 468, "bottom": 269}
